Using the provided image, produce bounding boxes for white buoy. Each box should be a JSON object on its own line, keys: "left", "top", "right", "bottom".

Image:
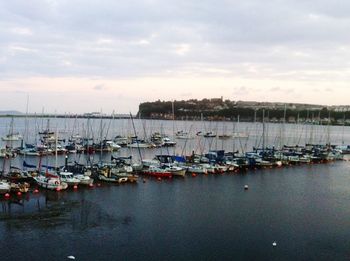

{"left": 272, "top": 242, "right": 277, "bottom": 247}
{"left": 244, "top": 185, "right": 249, "bottom": 190}
{"left": 67, "top": 256, "right": 76, "bottom": 260}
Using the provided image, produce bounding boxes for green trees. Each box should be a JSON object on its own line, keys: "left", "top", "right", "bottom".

{"left": 138, "top": 99, "right": 349, "bottom": 124}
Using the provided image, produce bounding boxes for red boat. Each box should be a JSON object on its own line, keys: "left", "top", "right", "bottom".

{"left": 143, "top": 166, "right": 172, "bottom": 178}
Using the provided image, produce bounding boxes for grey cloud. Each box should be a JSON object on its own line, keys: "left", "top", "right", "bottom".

{"left": 1, "top": 0, "right": 350, "bottom": 81}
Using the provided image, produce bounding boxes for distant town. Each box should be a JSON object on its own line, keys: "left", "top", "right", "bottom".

{"left": 138, "top": 98, "right": 350, "bottom": 125}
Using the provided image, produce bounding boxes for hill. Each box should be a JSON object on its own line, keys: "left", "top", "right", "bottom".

{"left": 138, "top": 99, "right": 350, "bottom": 124}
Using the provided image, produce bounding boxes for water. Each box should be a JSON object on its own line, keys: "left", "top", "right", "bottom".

{"left": 1, "top": 118, "right": 350, "bottom": 260}
{"left": 1, "top": 162, "right": 350, "bottom": 260}
{"left": 1, "top": 117, "right": 350, "bottom": 167}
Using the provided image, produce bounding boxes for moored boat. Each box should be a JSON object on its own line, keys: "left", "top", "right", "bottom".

{"left": 2, "top": 133, "right": 23, "bottom": 141}
{"left": 162, "top": 165, "right": 186, "bottom": 177}
{"left": 33, "top": 176, "right": 68, "bottom": 191}
{"left": 0, "top": 180, "right": 11, "bottom": 194}
{"left": 58, "top": 172, "right": 80, "bottom": 186}
{"left": 143, "top": 166, "right": 172, "bottom": 178}
{"left": 98, "top": 173, "right": 128, "bottom": 183}
{"left": 10, "top": 182, "right": 30, "bottom": 193}
{"left": 187, "top": 165, "right": 208, "bottom": 174}
{"left": 74, "top": 174, "right": 94, "bottom": 185}
{"left": 203, "top": 131, "right": 216, "bottom": 138}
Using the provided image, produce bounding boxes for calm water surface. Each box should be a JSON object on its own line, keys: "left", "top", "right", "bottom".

{"left": 1, "top": 162, "right": 350, "bottom": 260}
{"left": 1, "top": 118, "right": 350, "bottom": 260}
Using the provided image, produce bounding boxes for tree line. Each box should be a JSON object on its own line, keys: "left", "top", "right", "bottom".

{"left": 139, "top": 100, "right": 350, "bottom": 123}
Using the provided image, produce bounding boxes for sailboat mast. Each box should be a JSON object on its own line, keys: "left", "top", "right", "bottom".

{"left": 172, "top": 100, "right": 175, "bottom": 155}
{"left": 262, "top": 109, "right": 265, "bottom": 152}
{"left": 130, "top": 112, "right": 143, "bottom": 162}
{"left": 23, "top": 95, "right": 29, "bottom": 165}
{"left": 282, "top": 104, "right": 287, "bottom": 149}
{"left": 342, "top": 112, "right": 345, "bottom": 145}
{"left": 24, "top": 95, "right": 29, "bottom": 143}
{"left": 86, "top": 117, "right": 90, "bottom": 165}
{"left": 327, "top": 110, "right": 331, "bottom": 146}
{"left": 55, "top": 115, "right": 58, "bottom": 173}
{"left": 100, "top": 110, "right": 103, "bottom": 162}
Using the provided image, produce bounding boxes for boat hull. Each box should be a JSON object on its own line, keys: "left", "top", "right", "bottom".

{"left": 142, "top": 170, "right": 172, "bottom": 178}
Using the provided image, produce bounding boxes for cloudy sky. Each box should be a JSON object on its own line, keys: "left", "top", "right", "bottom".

{"left": 1, "top": 0, "right": 350, "bottom": 113}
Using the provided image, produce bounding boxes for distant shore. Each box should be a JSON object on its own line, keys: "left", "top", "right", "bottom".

{"left": 1, "top": 114, "right": 350, "bottom": 126}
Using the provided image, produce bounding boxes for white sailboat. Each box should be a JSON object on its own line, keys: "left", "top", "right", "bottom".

{"left": 58, "top": 172, "right": 80, "bottom": 186}
{"left": 2, "top": 133, "right": 23, "bottom": 141}
{"left": 34, "top": 175, "right": 68, "bottom": 190}
{"left": 0, "top": 180, "right": 11, "bottom": 194}
{"left": 1, "top": 117, "right": 23, "bottom": 141}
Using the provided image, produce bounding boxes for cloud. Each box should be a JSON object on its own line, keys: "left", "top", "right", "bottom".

{"left": 10, "top": 27, "right": 32, "bottom": 36}
{"left": 1, "top": 0, "right": 350, "bottom": 81}
{"left": 93, "top": 84, "right": 105, "bottom": 91}
{"left": 269, "top": 87, "right": 281, "bottom": 92}
{"left": 174, "top": 44, "right": 190, "bottom": 56}
{"left": 234, "top": 86, "right": 248, "bottom": 95}
{"left": 1, "top": 0, "right": 350, "bottom": 112}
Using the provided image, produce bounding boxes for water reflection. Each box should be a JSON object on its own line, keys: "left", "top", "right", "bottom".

{"left": 0, "top": 191, "right": 128, "bottom": 232}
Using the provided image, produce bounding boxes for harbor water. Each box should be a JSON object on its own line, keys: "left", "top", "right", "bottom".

{"left": 1, "top": 118, "right": 350, "bottom": 260}
{"left": 1, "top": 162, "right": 350, "bottom": 260}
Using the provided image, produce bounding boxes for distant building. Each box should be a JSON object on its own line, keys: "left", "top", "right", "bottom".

{"left": 83, "top": 112, "right": 106, "bottom": 117}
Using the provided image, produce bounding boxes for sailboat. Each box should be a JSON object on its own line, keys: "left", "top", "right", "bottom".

{"left": 34, "top": 121, "right": 68, "bottom": 191}
{"left": 57, "top": 171, "right": 80, "bottom": 187}
{"left": 34, "top": 174, "right": 68, "bottom": 191}
{"left": 2, "top": 133, "right": 22, "bottom": 141}
{"left": 1, "top": 117, "right": 23, "bottom": 141}
{"left": 0, "top": 180, "right": 11, "bottom": 194}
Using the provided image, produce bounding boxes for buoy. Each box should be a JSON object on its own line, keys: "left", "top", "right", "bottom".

{"left": 73, "top": 185, "right": 78, "bottom": 190}
{"left": 89, "top": 183, "right": 94, "bottom": 188}
{"left": 33, "top": 189, "right": 39, "bottom": 193}
{"left": 97, "top": 183, "right": 101, "bottom": 187}
{"left": 244, "top": 185, "right": 249, "bottom": 190}
{"left": 4, "top": 193, "right": 10, "bottom": 198}
{"left": 272, "top": 241, "right": 277, "bottom": 247}
{"left": 157, "top": 177, "right": 162, "bottom": 181}
{"left": 67, "top": 256, "right": 76, "bottom": 260}
{"left": 17, "top": 191, "right": 22, "bottom": 196}
{"left": 56, "top": 188, "right": 61, "bottom": 192}
{"left": 192, "top": 173, "right": 197, "bottom": 177}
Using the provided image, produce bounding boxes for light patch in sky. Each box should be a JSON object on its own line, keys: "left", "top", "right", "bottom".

{"left": 10, "top": 27, "right": 33, "bottom": 36}
{"left": 0, "top": 76, "right": 349, "bottom": 114}
{"left": 174, "top": 44, "right": 190, "bottom": 56}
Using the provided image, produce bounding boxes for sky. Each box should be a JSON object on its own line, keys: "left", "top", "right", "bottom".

{"left": 1, "top": 0, "right": 350, "bottom": 114}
